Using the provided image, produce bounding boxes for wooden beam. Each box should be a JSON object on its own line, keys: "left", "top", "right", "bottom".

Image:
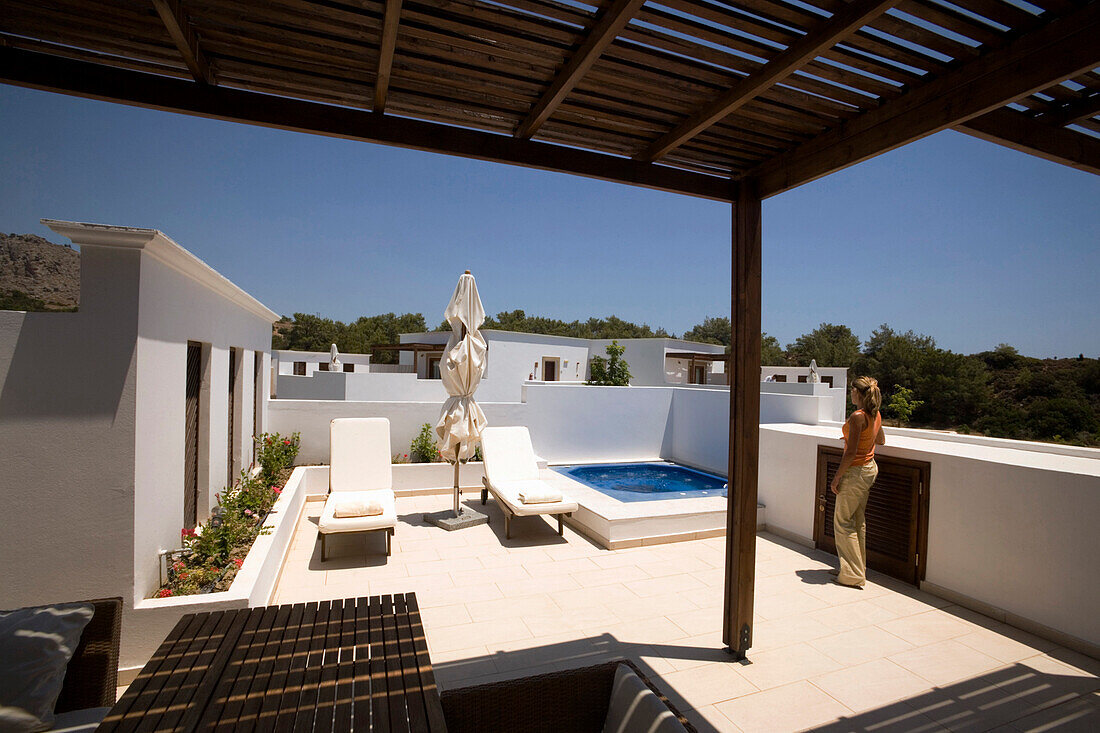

{"left": 957, "top": 108, "right": 1100, "bottom": 175}
{"left": 515, "top": 0, "right": 646, "bottom": 139}
{"left": 1035, "top": 92, "right": 1100, "bottom": 127}
{"left": 724, "top": 178, "right": 761, "bottom": 660}
{"left": 750, "top": 1, "right": 1100, "bottom": 197}
{"left": 639, "top": 0, "right": 898, "bottom": 163}
{"left": 373, "top": 0, "right": 403, "bottom": 113}
{"left": 0, "top": 47, "right": 732, "bottom": 201}
{"left": 150, "top": 0, "right": 213, "bottom": 85}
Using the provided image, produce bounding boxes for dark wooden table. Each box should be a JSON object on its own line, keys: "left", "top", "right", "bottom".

{"left": 100, "top": 593, "right": 447, "bottom": 732}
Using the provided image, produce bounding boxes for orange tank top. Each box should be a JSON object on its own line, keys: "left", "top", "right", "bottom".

{"left": 842, "top": 410, "right": 881, "bottom": 466}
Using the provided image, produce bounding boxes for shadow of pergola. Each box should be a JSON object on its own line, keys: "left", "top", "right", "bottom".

{"left": 433, "top": 634, "right": 1099, "bottom": 732}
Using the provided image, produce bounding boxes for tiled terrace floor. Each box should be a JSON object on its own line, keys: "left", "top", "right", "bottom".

{"left": 275, "top": 494, "right": 1100, "bottom": 732}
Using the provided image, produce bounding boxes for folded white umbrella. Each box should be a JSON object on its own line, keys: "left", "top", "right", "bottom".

{"left": 330, "top": 343, "right": 341, "bottom": 369}
{"left": 435, "top": 271, "right": 488, "bottom": 516}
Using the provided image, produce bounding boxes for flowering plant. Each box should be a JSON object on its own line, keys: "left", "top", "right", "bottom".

{"left": 155, "top": 466, "right": 286, "bottom": 598}
{"left": 255, "top": 431, "right": 300, "bottom": 486}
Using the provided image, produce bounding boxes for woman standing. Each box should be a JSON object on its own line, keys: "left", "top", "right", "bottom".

{"left": 829, "top": 376, "right": 886, "bottom": 589}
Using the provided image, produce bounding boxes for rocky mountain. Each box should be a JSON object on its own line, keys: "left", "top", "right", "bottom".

{"left": 0, "top": 233, "right": 80, "bottom": 310}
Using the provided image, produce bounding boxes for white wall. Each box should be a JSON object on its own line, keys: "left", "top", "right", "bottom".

{"left": 522, "top": 384, "right": 675, "bottom": 464}
{"left": 0, "top": 246, "right": 140, "bottom": 610}
{"left": 0, "top": 220, "right": 277, "bottom": 633}
{"left": 134, "top": 252, "right": 274, "bottom": 600}
{"left": 669, "top": 388, "right": 730, "bottom": 475}
{"left": 268, "top": 399, "right": 528, "bottom": 465}
{"left": 757, "top": 423, "right": 1100, "bottom": 648}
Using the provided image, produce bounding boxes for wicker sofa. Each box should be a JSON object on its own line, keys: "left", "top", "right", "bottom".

{"left": 53, "top": 597, "right": 122, "bottom": 715}
{"left": 1, "top": 596, "right": 122, "bottom": 731}
{"left": 440, "top": 659, "right": 697, "bottom": 733}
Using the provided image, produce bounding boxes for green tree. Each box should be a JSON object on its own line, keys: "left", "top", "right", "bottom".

{"left": 588, "top": 341, "right": 631, "bottom": 386}
{"left": 886, "top": 384, "right": 923, "bottom": 426}
{"left": 682, "top": 316, "right": 729, "bottom": 347}
{"left": 761, "top": 332, "right": 786, "bottom": 365}
{"left": 786, "top": 323, "right": 860, "bottom": 367}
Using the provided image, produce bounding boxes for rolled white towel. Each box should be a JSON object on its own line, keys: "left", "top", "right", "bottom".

{"left": 517, "top": 484, "right": 563, "bottom": 504}
{"left": 333, "top": 497, "right": 384, "bottom": 517}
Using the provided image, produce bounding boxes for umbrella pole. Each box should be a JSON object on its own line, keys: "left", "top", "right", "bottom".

{"left": 453, "top": 443, "right": 461, "bottom": 516}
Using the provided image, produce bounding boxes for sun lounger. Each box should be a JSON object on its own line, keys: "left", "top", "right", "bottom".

{"left": 480, "top": 426, "right": 577, "bottom": 539}
{"left": 317, "top": 418, "right": 397, "bottom": 559}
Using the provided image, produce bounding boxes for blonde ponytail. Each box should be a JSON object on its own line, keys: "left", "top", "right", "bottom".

{"left": 852, "top": 376, "right": 881, "bottom": 418}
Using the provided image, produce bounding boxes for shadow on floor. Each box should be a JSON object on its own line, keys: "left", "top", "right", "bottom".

{"left": 434, "top": 632, "right": 1099, "bottom": 733}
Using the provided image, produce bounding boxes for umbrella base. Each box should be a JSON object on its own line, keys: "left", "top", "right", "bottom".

{"left": 424, "top": 507, "right": 489, "bottom": 531}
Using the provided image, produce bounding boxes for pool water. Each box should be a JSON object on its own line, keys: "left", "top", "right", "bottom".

{"left": 553, "top": 462, "right": 727, "bottom": 503}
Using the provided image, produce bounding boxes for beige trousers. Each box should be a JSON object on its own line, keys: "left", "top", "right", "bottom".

{"left": 833, "top": 460, "right": 878, "bottom": 587}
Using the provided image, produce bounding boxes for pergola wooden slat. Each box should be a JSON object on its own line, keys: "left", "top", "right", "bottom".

{"left": 1, "top": 0, "right": 1095, "bottom": 661}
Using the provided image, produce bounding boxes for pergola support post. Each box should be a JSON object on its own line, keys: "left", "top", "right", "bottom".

{"left": 724, "top": 179, "right": 761, "bottom": 660}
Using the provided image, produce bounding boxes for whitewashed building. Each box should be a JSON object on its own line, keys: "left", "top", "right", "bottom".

{"left": 0, "top": 220, "right": 277, "bottom": 641}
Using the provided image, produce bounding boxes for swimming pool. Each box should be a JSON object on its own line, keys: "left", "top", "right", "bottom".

{"left": 553, "top": 462, "right": 727, "bottom": 503}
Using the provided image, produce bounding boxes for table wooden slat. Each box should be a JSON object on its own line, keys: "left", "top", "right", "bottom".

{"left": 173, "top": 608, "right": 253, "bottom": 733}
{"left": 369, "top": 595, "right": 391, "bottom": 732}
{"left": 405, "top": 594, "right": 449, "bottom": 732}
{"left": 395, "top": 595, "right": 429, "bottom": 733}
{"left": 191, "top": 607, "right": 264, "bottom": 731}
{"left": 292, "top": 599, "right": 331, "bottom": 733}
{"left": 133, "top": 611, "right": 221, "bottom": 733}
{"left": 102, "top": 594, "right": 446, "bottom": 732}
{"left": 212, "top": 605, "right": 279, "bottom": 732}
{"left": 237, "top": 603, "right": 293, "bottom": 729}
{"left": 352, "top": 597, "right": 373, "bottom": 730}
{"left": 256, "top": 602, "right": 306, "bottom": 733}
{"left": 381, "top": 595, "right": 410, "bottom": 733}
{"left": 157, "top": 611, "right": 238, "bottom": 733}
{"left": 272, "top": 603, "right": 317, "bottom": 733}
{"left": 313, "top": 598, "right": 343, "bottom": 733}
{"left": 333, "top": 595, "right": 357, "bottom": 730}
{"left": 100, "top": 612, "right": 207, "bottom": 733}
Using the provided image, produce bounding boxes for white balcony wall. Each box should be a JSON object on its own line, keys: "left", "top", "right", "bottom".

{"left": 134, "top": 251, "right": 274, "bottom": 602}
{"left": 0, "top": 222, "right": 277, "bottom": 620}
{"left": 758, "top": 423, "right": 1100, "bottom": 650}
{"left": 0, "top": 245, "right": 140, "bottom": 611}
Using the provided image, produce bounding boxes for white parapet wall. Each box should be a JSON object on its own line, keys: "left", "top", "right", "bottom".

{"left": 758, "top": 423, "right": 1100, "bottom": 651}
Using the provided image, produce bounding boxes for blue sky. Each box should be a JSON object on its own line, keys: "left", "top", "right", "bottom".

{"left": 1, "top": 85, "right": 1097, "bottom": 358}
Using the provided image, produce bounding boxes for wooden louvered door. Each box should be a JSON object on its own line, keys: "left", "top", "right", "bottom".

{"left": 227, "top": 348, "right": 238, "bottom": 487}
{"left": 184, "top": 341, "right": 202, "bottom": 530}
{"left": 814, "top": 446, "right": 930, "bottom": 585}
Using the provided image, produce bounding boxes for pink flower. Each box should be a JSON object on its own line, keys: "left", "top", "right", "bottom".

{"left": 157, "top": 588, "right": 173, "bottom": 598}
{"left": 173, "top": 561, "right": 185, "bottom": 571}
{"left": 244, "top": 509, "right": 252, "bottom": 516}
{"left": 272, "top": 488, "right": 282, "bottom": 495}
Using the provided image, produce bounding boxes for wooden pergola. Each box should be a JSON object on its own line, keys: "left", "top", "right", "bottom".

{"left": 3, "top": 0, "right": 1096, "bottom": 659}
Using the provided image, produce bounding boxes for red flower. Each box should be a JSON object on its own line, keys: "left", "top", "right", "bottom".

{"left": 178, "top": 571, "right": 189, "bottom": 580}
{"left": 181, "top": 527, "right": 196, "bottom": 538}
{"left": 283, "top": 439, "right": 291, "bottom": 445}
{"left": 156, "top": 588, "right": 173, "bottom": 598}
{"left": 272, "top": 487, "right": 282, "bottom": 495}
{"left": 234, "top": 558, "right": 244, "bottom": 568}
{"left": 173, "top": 561, "right": 185, "bottom": 571}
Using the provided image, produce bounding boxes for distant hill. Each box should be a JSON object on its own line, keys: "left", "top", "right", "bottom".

{"left": 0, "top": 233, "right": 80, "bottom": 311}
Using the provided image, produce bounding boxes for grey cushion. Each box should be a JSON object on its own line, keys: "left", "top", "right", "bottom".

{"left": 602, "top": 664, "right": 688, "bottom": 733}
{"left": 0, "top": 603, "right": 95, "bottom": 732}
{"left": 49, "top": 706, "right": 111, "bottom": 732}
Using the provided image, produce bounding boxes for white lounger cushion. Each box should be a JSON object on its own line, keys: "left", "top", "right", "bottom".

{"left": 332, "top": 496, "right": 384, "bottom": 518}
{"left": 330, "top": 418, "right": 392, "bottom": 493}
{"left": 491, "top": 480, "right": 577, "bottom": 517}
{"left": 481, "top": 426, "right": 541, "bottom": 484}
{"left": 319, "top": 490, "right": 396, "bottom": 533}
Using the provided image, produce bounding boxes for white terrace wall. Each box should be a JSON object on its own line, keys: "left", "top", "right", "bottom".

{"left": 758, "top": 424, "right": 1100, "bottom": 650}
{"left": 133, "top": 247, "right": 275, "bottom": 601}
{"left": 0, "top": 245, "right": 140, "bottom": 609}
{"left": 0, "top": 220, "right": 276, "bottom": 625}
